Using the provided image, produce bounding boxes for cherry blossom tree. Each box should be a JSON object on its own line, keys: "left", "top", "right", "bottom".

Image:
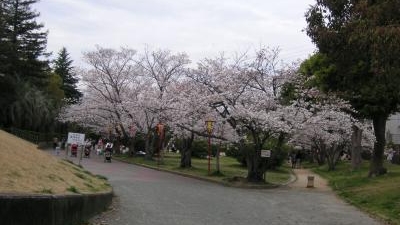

{"left": 134, "top": 48, "right": 191, "bottom": 159}
{"left": 59, "top": 46, "right": 141, "bottom": 154}
{"left": 58, "top": 44, "right": 376, "bottom": 180}
{"left": 187, "top": 48, "right": 294, "bottom": 182}
{"left": 286, "top": 75, "right": 375, "bottom": 171}
{"left": 165, "top": 79, "right": 237, "bottom": 168}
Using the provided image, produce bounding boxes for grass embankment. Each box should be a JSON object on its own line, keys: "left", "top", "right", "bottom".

{"left": 115, "top": 153, "right": 291, "bottom": 186}
{"left": 0, "top": 130, "right": 111, "bottom": 195}
{"left": 313, "top": 161, "right": 400, "bottom": 225}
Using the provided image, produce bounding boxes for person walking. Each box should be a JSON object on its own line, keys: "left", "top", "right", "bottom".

{"left": 291, "top": 152, "right": 297, "bottom": 169}
{"left": 53, "top": 137, "right": 58, "bottom": 151}
{"left": 295, "top": 150, "right": 302, "bottom": 169}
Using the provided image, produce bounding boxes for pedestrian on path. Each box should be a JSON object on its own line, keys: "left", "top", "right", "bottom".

{"left": 295, "top": 150, "right": 302, "bottom": 169}
{"left": 53, "top": 137, "right": 58, "bottom": 150}
{"left": 291, "top": 152, "right": 297, "bottom": 169}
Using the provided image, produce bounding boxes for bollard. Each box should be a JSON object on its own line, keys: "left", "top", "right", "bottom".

{"left": 307, "top": 175, "right": 314, "bottom": 188}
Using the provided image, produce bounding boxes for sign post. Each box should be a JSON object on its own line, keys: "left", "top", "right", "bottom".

{"left": 67, "top": 132, "right": 85, "bottom": 145}
{"left": 261, "top": 150, "right": 271, "bottom": 158}
{"left": 67, "top": 132, "right": 85, "bottom": 163}
{"left": 205, "top": 119, "right": 215, "bottom": 176}
{"left": 261, "top": 150, "right": 271, "bottom": 181}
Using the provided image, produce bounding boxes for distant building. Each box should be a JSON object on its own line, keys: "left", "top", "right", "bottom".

{"left": 386, "top": 113, "right": 400, "bottom": 144}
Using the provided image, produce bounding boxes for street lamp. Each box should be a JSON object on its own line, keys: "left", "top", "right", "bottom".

{"left": 205, "top": 119, "right": 215, "bottom": 175}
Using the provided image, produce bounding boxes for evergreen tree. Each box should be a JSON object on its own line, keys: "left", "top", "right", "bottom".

{"left": 0, "top": 0, "right": 50, "bottom": 128}
{"left": 1, "top": 0, "right": 49, "bottom": 86}
{"left": 305, "top": 0, "right": 400, "bottom": 176}
{"left": 54, "top": 47, "right": 82, "bottom": 103}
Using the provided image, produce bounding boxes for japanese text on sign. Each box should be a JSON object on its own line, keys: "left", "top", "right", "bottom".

{"left": 67, "top": 132, "right": 85, "bottom": 145}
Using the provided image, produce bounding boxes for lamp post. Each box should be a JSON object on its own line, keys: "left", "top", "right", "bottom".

{"left": 156, "top": 122, "right": 165, "bottom": 168}
{"left": 205, "top": 119, "right": 215, "bottom": 175}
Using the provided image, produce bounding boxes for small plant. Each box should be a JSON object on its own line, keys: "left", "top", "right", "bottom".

{"left": 67, "top": 186, "right": 80, "bottom": 193}
{"left": 40, "top": 188, "right": 53, "bottom": 194}
{"left": 84, "top": 182, "right": 94, "bottom": 189}
{"left": 83, "top": 170, "right": 93, "bottom": 175}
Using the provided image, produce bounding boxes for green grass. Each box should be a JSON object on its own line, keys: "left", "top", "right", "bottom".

{"left": 312, "top": 161, "right": 400, "bottom": 225}
{"left": 114, "top": 153, "right": 291, "bottom": 186}
{"left": 66, "top": 186, "right": 80, "bottom": 193}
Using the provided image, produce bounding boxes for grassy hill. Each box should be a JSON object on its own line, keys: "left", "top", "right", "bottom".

{"left": 0, "top": 130, "right": 111, "bottom": 194}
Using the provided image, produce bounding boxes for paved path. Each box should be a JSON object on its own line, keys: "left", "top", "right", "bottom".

{"left": 52, "top": 150, "right": 382, "bottom": 225}
{"left": 289, "top": 168, "right": 331, "bottom": 191}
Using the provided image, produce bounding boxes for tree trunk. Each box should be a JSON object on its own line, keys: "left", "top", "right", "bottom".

{"left": 246, "top": 153, "right": 264, "bottom": 182}
{"left": 180, "top": 132, "right": 194, "bottom": 168}
{"left": 309, "top": 146, "right": 315, "bottom": 163}
{"left": 144, "top": 131, "right": 154, "bottom": 160}
{"left": 369, "top": 115, "right": 388, "bottom": 176}
{"left": 128, "top": 138, "right": 135, "bottom": 157}
{"left": 351, "top": 125, "right": 362, "bottom": 170}
{"left": 246, "top": 143, "right": 265, "bottom": 183}
{"left": 180, "top": 147, "right": 192, "bottom": 168}
{"left": 326, "top": 144, "right": 341, "bottom": 171}
{"left": 315, "top": 143, "right": 326, "bottom": 166}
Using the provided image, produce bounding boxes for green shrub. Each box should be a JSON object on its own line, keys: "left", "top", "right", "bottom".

{"left": 230, "top": 140, "right": 290, "bottom": 169}
{"left": 361, "top": 149, "right": 372, "bottom": 160}
{"left": 134, "top": 132, "right": 146, "bottom": 151}
{"left": 235, "top": 143, "right": 249, "bottom": 167}
{"left": 226, "top": 146, "right": 241, "bottom": 158}
{"left": 266, "top": 148, "right": 288, "bottom": 170}
{"left": 392, "top": 152, "right": 400, "bottom": 165}
{"left": 191, "top": 140, "right": 208, "bottom": 158}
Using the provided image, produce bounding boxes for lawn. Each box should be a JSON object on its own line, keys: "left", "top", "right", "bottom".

{"left": 313, "top": 161, "right": 400, "bottom": 225}
{"left": 114, "top": 152, "right": 291, "bottom": 186}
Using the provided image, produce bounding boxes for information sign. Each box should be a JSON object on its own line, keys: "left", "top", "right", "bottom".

{"left": 67, "top": 132, "right": 85, "bottom": 145}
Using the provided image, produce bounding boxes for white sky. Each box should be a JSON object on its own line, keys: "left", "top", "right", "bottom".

{"left": 35, "top": 0, "right": 317, "bottom": 67}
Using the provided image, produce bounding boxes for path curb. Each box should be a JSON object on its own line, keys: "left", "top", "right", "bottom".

{"left": 115, "top": 157, "right": 288, "bottom": 189}
{"left": 0, "top": 191, "right": 113, "bottom": 225}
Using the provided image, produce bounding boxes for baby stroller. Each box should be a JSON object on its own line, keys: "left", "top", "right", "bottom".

{"left": 71, "top": 143, "right": 78, "bottom": 157}
{"left": 84, "top": 144, "right": 91, "bottom": 158}
{"left": 104, "top": 143, "right": 113, "bottom": 163}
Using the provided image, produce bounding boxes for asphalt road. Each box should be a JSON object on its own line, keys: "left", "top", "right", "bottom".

{"left": 58, "top": 151, "right": 381, "bottom": 225}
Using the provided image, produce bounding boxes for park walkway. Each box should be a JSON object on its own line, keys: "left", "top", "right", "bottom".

{"left": 46, "top": 149, "right": 380, "bottom": 225}
{"left": 289, "top": 168, "right": 331, "bottom": 191}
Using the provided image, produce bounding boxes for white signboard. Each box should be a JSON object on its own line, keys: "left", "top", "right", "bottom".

{"left": 67, "top": 132, "right": 85, "bottom": 145}
{"left": 261, "top": 150, "right": 271, "bottom": 158}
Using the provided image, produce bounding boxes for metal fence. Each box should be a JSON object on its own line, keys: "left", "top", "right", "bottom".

{"left": 4, "top": 127, "right": 65, "bottom": 144}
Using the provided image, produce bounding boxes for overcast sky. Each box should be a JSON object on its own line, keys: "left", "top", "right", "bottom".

{"left": 35, "top": 0, "right": 317, "bottom": 67}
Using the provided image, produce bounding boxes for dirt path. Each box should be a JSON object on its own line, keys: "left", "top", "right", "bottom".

{"left": 288, "top": 168, "right": 331, "bottom": 192}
